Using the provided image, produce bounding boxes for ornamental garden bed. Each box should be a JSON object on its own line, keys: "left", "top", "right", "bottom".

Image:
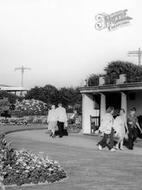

{"left": 0, "top": 116, "right": 47, "bottom": 125}
{"left": 0, "top": 124, "right": 48, "bottom": 135}
{"left": 0, "top": 116, "right": 82, "bottom": 135}
{"left": 0, "top": 134, "right": 67, "bottom": 188}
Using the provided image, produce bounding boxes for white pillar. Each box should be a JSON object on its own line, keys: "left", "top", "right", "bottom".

{"left": 121, "top": 92, "right": 127, "bottom": 119}
{"left": 100, "top": 93, "right": 106, "bottom": 121}
{"left": 82, "top": 94, "right": 94, "bottom": 134}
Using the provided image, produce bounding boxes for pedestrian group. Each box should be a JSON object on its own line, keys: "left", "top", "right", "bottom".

{"left": 47, "top": 103, "right": 68, "bottom": 138}
{"left": 97, "top": 106, "right": 142, "bottom": 151}
{"left": 47, "top": 103, "right": 142, "bottom": 150}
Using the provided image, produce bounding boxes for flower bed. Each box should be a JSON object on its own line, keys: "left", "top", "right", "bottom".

{"left": 12, "top": 99, "right": 48, "bottom": 117}
{"left": 67, "top": 124, "right": 82, "bottom": 133}
{"left": 0, "top": 117, "right": 28, "bottom": 125}
{"left": 0, "top": 134, "right": 66, "bottom": 187}
{"left": 0, "top": 115, "right": 48, "bottom": 125}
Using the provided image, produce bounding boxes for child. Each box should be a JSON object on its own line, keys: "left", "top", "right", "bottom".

{"left": 98, "top": 106, "right": 116, "bottom": 152}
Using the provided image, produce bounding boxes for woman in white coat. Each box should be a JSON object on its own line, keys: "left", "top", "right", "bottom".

{"left": 47, "top": 105, "right": 57, "bottom": 137}
{"left": 113, "top": 108, "right": 128, "bottom": 150}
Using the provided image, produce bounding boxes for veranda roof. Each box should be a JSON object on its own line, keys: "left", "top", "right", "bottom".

{"left": 80, "top": 82, "right": 142, "bottom": 93}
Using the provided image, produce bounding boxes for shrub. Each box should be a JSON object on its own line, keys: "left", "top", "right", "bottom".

{"left": 12, "top": 99, "right": 48, "bottom": 117}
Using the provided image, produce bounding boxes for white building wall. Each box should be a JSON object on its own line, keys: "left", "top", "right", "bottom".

{"left": 82, "top": 94, "right": 98, "bottom": 134}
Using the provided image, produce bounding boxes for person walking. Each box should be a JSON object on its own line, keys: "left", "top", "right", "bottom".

{"left": 98, "top": 106, "right": 116, "bottom": 152}
{"left": 113, "top": 108, "right": 128, "bottom": 150}
{"left": 127, "top": 107, "right": 142, "bottom": 150}
{"left": 47, "top": 105, "right": 57, "bottom": 137}
{"left": 56, "top": 103, "right": 68, "bottom": 138}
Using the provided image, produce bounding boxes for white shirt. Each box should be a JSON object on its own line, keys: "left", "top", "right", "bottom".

{"left": 56, "top": 106, "right": 67, "bottom": 123}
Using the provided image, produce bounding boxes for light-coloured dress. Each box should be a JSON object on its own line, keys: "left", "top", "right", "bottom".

{"left": 113, "top": 115, "right": 126, "bottom": 139}
{"left": 47, "top": 109, "right": 57, "bottom": 132}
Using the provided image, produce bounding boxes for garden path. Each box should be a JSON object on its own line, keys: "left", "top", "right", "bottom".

{"left": 6, "top": 130, "right": 142, "bottom": 190}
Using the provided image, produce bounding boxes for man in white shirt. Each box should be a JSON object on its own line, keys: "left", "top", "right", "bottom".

{"left": 56, "top": 103, "right": 68, "bottom": 138}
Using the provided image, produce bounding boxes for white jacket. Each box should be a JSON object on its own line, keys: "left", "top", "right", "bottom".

{"left": 56, "top": 106, "right": 67, "bottom": 124}
{"left": 99, "top": 113, "right": 114, "bottom": 134}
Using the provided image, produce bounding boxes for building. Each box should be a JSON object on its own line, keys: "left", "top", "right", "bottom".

{"left": 80, "top": 74, "right": 142, "bottom": 134}
{"left": 0, "top": 84, "right": 28, "bottom": 96}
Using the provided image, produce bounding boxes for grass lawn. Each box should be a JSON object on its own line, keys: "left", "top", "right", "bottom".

{"left": 3, "top": 130, "right": 142, "bottom": 190}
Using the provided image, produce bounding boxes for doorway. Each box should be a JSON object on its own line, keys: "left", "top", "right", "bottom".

{"left": 106, "top": 93, "right": 121, "bottom": 117}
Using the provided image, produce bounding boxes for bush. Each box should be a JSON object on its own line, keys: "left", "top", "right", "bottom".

{"left": 0, "top": 134, "right": 67, "bottom": 186}
{"left": 88, "top": 61, "right": 142, "bottom": 86}
{"left": 12, "top": 99, "right": 48, "bottom": 117}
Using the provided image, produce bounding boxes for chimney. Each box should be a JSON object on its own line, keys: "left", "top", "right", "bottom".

{"left": 99, "top": 76, "right": 105, "bottom": 86}
{"left": 116, "top": 74, "right": 126, "bottom": 84}
{"left": 84, "top": 79, "right": 88, "bottom": 87}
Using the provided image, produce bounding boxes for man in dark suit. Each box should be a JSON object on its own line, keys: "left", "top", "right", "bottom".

{"left": 56, "top": 103, "right": 68, "bottom": 138}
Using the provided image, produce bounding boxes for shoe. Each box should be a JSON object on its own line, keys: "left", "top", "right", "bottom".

{"left": 52, "top": 134, "right": 55, "bottom": 138}
{"left": 49, "top": 132, "right": 53, "bottom": 137}
{"left": 110, "top": 148, "right": 116, "bottom": 152}
{"left": 115, "top": 145, "right": 119, "bottom": 150}
{"left": 98, "top": 145, "right": 103, "bottom": 150}
{"left": 120, "top": 147, "right": 124, "bottom": 150}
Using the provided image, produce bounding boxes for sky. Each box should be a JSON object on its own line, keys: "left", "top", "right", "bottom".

{"left": 0, "top": 0, "right": 141, "bottom": 89}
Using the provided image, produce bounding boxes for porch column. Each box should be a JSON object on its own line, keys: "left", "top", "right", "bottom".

{"left": 121, "top": 92, "right": 127, "bottom": 119}
{"left": 82, "top": 93, "right": 94, "bottom": 134}
{"left": 100, "top": 93, "right": 106, "bottom": 121}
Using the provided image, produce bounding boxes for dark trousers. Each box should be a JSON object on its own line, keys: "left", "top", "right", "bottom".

{"left": 57, "top": 121, "right": 64, "bottom": 137}
{"left": 98, "top": 129, "right": 114, "bottom": 150}
{"left": 128, "top": 126, "right": 138, "bottom": 149}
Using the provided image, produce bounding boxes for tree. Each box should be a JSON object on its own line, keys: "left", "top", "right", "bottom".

{"left": 88, "top": 61, "right": 142, "bottom": 86}
{"left": 25, "top": 86, "right": 44, "bottom": 100}
{"left": 25, "top": 85, "right": 82, "bottom": 112}
{"left": 42, "top": 85, "right": 59, "bottom": 105}
{"left": 88, "top": 74, "right": 100, "bottom": 86}
{"left": 104, "top": 61, "right": 142, "bottom": 84}
{"left": 25, "top": 85, "right": 59, "bottom": 105}
{"left": 0, "top": 91, "right": 18, "bottom": 104}
{"left": 58, "top": 87, "right": 82, "bottom": 109}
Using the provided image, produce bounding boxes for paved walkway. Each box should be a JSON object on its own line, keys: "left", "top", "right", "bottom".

{"left": 6, "top": 130, "right": 142, "bottom": 190}
{"left": 8, "top": 130, "right": 142, "bottom": 155}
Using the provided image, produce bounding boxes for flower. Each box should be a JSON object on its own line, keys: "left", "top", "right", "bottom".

{"left": 0, "top": 134, "right": 66, "bottom": 186}
{"left": 12, "top": 99, "right": 48, "bottom": 117}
